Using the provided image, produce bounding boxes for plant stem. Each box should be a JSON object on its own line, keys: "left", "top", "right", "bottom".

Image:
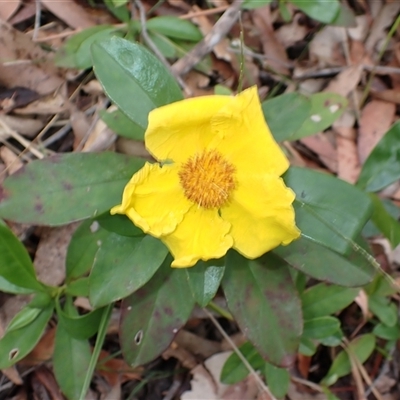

{"left": 207, "top": 300, "right": 234, "bottom": 320}
{"left": 78, "top": 303, "right": 113, "bottom": 400}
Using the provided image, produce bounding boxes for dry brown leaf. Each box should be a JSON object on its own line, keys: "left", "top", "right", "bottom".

{"left": 0, "top": 115, "right": 44, "bottom": 137}
{"left": 354, "top": 290, "right": 369, "bottom": 321}
{"left": 287, "top": 382, "right": 327, "bottom": 400}
{"left": 81, "top": 118, "right": 117, "bottom": 152}
{"left": 300, "top": 134, "right": 337, "bottom": 173}
{"left": 20, "top": 328, "right": 56, "bottom": 366}
{"left": 163, "top": 342, "right": 199, "bottom": 370}
{"left": 181, "top": 351, "right": 232, "bottom": 400}
{"left": 309, "top": 26, "right": 344, "bottom": 66}
{"left": 335, "top": 126, "right": 360, "bottom": 184}
{"left": 116, "top": 137, "right": 151, "bottom": 160}
{"left": 275, "top": 14, "right": 308, "bottom": 48}
{"left": 41, "top": 0, "right": 97, "bottom": 29}
{"left": 192, "top": 5, "right": 231, "bottom": 62}
{"left": 347, "top": 15, "right": 369, "bottom": 42}
{"left": 372, "top": 89, "right": 400, "bottom": 104}
{"left": 0, "top": 146, "right": 23, "bottom": 174}
{"left": 14, "top": 91, "right": 68, "bottom": 115}
{"left": 358, "top": 100, "right": 396, "bottom": 163}
{"left": 34, "top": 223, "right": 79, "bottom": 286}
{"left": 0, "top": 0, "right": 21, "bottom": 22}
{"left": 365, "top": 2, "right": 400, "bottom": 57}
{"left": 8, "top": 2, "right": 36, "bottom": 25}
{"left": 323, "top": 65, "right": 363, "bottom": 97}
{"left": 221, "top": 374, "right": 259, "bottom": 400}
{"left": 32, "top": 366, "right": 64, "bottom": 400}
{"left": 175, "top": 329, "right": 222, "bottom": 359}
{"left": 0, "top": 20, "right": 63, "bottom": 95}
{"left": 252, "top": 6, "right": 290, "bottom": 75}
{"left": 97, "top": 350, "right": 142, "bottom": 386}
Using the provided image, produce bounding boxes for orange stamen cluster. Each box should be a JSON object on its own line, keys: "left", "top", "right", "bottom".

{"left": 178, "top": 150, "right": 236, "bottom": 209}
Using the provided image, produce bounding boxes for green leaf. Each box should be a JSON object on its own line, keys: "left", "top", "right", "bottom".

{"left": 53, "top": 321, "right": 91, "bottom": 400}
{"left": 185, "top": 261, "right": 225, "bottom": 307}
{"left": 357, "top": 121, "right": 400, "bottom": 192}
{"left": 285, "top": 167, "right": 373, "bottom": 255}
{"left": 91, "top": 38, "right": 183, "bottom": 130}
{"left": 293, "top": 93, "right": 347, "bottom": 140}
{"left": 274, "top": 235, "right": 376, "bottom": 286}
{"left": 55, "top": 299, "right": 104, "bottom": 340}
{"left": 0, "top": 152, "right": 144, "bottom": 226}
{"left": 303, "top": 316, "right": 341, "bottom": 340}
{"left": 262, "top": 93, "right": 311, "bottom": 142}
{"left": 120, "top": 257, "right": 195, "bottom": 367}
{"left": 264, "top": 362, "right": 290, "bottom": 399}
{"left": 220, "top": 342, "right": 265, "bottom": 384}
{"left": 0, "top": 276, "right": 34, "bottom": 294}
{"left": 330, "top": 2, "right": 357, "bottom": 27}
{"left": 299, "top": 337, "right": 317, "bottom": 356}
{"left": 322, "top": 334, "right": 375, "bottom": 386}
{"left": 373, "top": 323, "right": 400, "bottom": 341}
{"left": 369, "top": 194, "right": 400, "bottom": 248}
{"left": 66, "top": 219, "right": 111, "bottom": 281}
{"left": 104, "top": 0, "right": 130, "bottom": 22}
{"left": 223, "top": 251, "right": 302, "bottom": 367}
{"left": 368, "top": 294, "right": 398, "bottom": 327}
{"left": 242, "top": 0, "right": 273, "bottom": 9}
{"left": 96, "top": 212, "right": 143, "bottom": 237}
{"left": 65, "top": 277, "right": 90, "bottom": 297}
{"left": 99, "top": 108, "right": 145, "bottom": 140}
{"left": 0, "top": 304, "right": 53, "bottom": 369}
{"left": 55, "top": 25, "right": 120, "bottom": 69}
{"left": 0, "top": 224, "right": 43, "bottom": 291}
{"left": 147, "top": 16, "right": 202, "bottom": 41}
{"left": 301, "top": 283, "right": 359, "bottom": 319}
{"left": 291, "top": 0, "right": 340, "bottom": 23}
{"left": 6, "top": 306, "right": 42, "bottom": 333}
{"left": 89, "top": 233, "right": 168, "bottom": 308}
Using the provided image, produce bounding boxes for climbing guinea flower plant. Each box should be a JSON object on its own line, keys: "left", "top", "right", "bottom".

{"left": 111, "top": 86, "right": 301, "bottom": 267}
{"left": 0, "top": 38, "right": 382, "bottom": 399}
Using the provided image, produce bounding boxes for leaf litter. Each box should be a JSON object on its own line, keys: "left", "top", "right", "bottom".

{"left": 1, "top": 0, "right": 400, "bottom": 399}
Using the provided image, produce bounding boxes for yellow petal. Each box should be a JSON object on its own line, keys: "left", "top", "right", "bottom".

{"left": 161, "top": 208, "right": 233, "bottom": 268}
{"left": 145, "top": 95, "right": 232, "bottom": 162}
{"left": 221, "top": 173, "right": 300, "bottom": 259}
{"left": 210, "top": 86, "right": 289, "bottom": 177}
{"left": 111, "top": 162, "right": 192, "bottom": 237}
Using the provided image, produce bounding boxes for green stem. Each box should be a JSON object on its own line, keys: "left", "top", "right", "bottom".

{"left": 237, "top": 12, "right": 245, "bottom": 94}
{"left": 360, "top": 14, "right": 400, "bottom": 107}
{"left": 207, "top": 300, "right": 234, "bottom": 321}
{"left": 78, "top": 303, "right": 113, "bottom": 400}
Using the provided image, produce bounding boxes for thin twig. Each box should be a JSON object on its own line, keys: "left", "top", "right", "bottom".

{"left": 134, "top": 0, "right": 190, "bottom": 94}
{"left": 32, "top": 0, "right": 41, "bottom": 41}
{"left": 180, "top": 5, "right": 230, "bottom": 20}
{"left": 202, "top": 308, "right": 277, "bottom": 400}
{"left": 0, "top": 119, "right": 44, "bottom": 159}
{"left": 172, "top": 0, "right": 244, "bottom": 77}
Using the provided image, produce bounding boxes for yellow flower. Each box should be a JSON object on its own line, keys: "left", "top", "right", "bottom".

{"left": 111, "top": 86, "right": 300, "bottom": 267}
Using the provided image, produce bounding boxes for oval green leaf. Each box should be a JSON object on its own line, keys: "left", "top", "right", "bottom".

{"left": 303, "top": 316, "right": 341, "bottom": 340}
{"left": 322, "top": 333, "right": 376, "bottom": 386}
{"left": 91, "top": 38, "right": 183, "bottom": 130}
{"left": 285, "top": 166, "right": 373, "bottom": 255}
{"left": 120, "top": 257, "right": 195, "bottom": 367}
{"left": 89, "top": 233, "right": 168, "bottom": 308}
{"left": 0, "top": 304, "right": 53, "bottom": 369}
{"left": 262, "top": 92, "right": 311, "bottom": 142}
{"left": 147, "top": 16, "right": 202, "bottom": 41}
{"left": 185, "top": 261, "right": 225, "bottom": 307}
{"left": 357, "top": 121, "right": 400, "bottom": 192}
{"left": 290, "top": 0, "right": 340, "bottom": 23}
{"left": 301, "top": 283, "right": 359, "bottom": 319}
{"left": 0, "top": 224, "right": 43, "bottom": 291}
{"left": 223, "top": 251, "right": 302, "bottom": 367}
{"left": 66, "top": 219, "right": 111, "bottom": 281}
{"left": 53, "top": 323, "right": 92, "bottom": 400}
{"left": 0, "top": 152, "right": 144, "bottom": 226}
{"left": 274, "top": 235, "right": 376, "bottom": 286}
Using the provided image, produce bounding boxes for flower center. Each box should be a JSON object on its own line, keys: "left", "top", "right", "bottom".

{"left": 178, "top": 150, "right": 236, "bottom": 209}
